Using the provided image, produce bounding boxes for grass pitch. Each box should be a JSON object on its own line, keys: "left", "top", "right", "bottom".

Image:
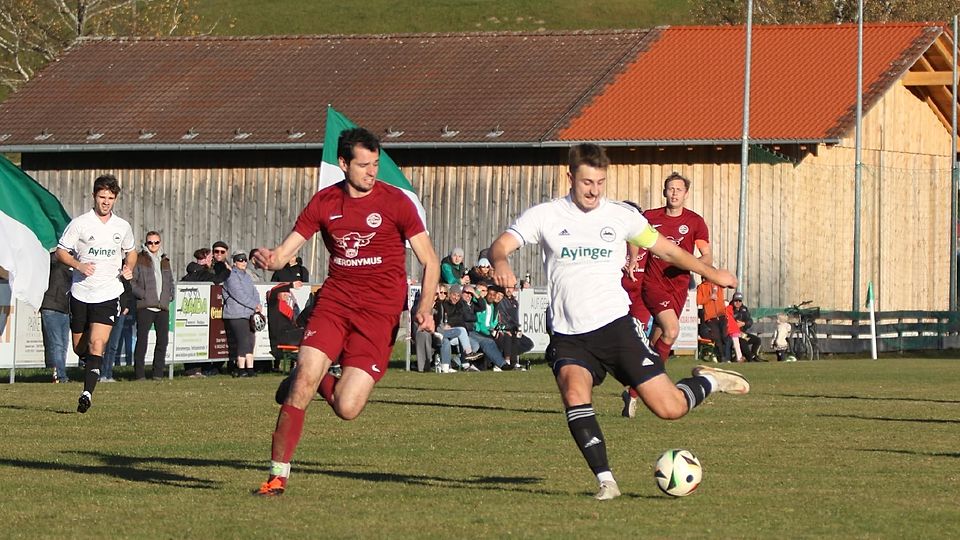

{"left": 2, "top": 357, "right": 958, "bottom": 539}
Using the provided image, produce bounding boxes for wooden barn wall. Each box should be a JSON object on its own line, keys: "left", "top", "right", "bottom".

{"left": 22, "top": 82, "right": 951, "bottom": 310}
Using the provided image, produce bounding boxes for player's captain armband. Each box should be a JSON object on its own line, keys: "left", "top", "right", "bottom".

{"left": 695, "top": 239, "right": 710, "bottom": 252}
{"left": 628, "top": 224, "right": 658, "bottom": 249}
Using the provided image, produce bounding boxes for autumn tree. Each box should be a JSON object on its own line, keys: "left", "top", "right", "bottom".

{"left": 693, "top": 0, "right": 960, "bottom": 25}
{"left": 0, "top": 0, "right": 214, "bottom": 96}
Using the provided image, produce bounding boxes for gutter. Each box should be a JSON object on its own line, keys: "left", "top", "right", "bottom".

{"left": 0, "top": 138, "right": 839, "bottom": 153}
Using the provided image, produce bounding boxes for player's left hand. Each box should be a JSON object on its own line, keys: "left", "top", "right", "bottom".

{"left": 120, "top": 265, "right": 133, "bottom": 280}
{"left": 415, "top": 310, "right": 436, "bottom": 333}
{"left": 253, "top": 247, "right": 273, "bottom": 270}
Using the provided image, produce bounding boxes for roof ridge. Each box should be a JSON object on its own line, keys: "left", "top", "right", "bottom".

{"left": 667, "top": 22, "right": 944, "bottom": 31}
{"left": 75, "top": 28, "right": 653, "bottom": 43}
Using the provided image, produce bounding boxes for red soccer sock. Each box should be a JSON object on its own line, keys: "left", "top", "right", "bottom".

{"left": 271, "top": 404, "right": 306, "bottom": 463}
{"left": 318, "top": 373, "right": 337, "bottom": 407}
{"left": 628, "top": 387, "right": 639, "bottom": 399}
{"left": 654, "top": 338, "right": 672, "bottom": 362}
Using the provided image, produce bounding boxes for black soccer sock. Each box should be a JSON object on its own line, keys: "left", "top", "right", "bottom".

{"left": 676, "top": 376, "right": 712, "bottom": 412}
{"left": 84, "top": 354, "right": 102, "bottom": 394}
{"left": 565, "top": 404, "right": 610, "bottom": 475}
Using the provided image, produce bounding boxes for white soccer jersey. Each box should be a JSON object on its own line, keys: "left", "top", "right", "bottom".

{"left": 58, "top": 209, "right": 135, "bottom": 303}
{"left": 507, "top": 196, "right": 657, "bottom": 335}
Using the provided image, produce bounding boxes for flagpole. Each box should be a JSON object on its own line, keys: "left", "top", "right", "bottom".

{"left": 736, "top": 0, "right": 754, "bottom": 286}
{"left": 867, "top": 281, "right": 877, "bottom": 359}
{"left": 852, "top": 0, "right": 864, "bottom": 313}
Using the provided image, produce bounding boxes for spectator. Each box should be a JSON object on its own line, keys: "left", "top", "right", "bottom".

{"left": 181, "top": 248, "right": 215, "bottom": 377}
{"left": 131, "top": 231, "right": 175, "bottom": 380}
{"left": 724, "top": 301, "right": 745, "bottom": 363}
{"left": 729, "top": 292, "right": 762, "bottom": 362}
{"left": 440, "top": 247, "right": 469, "bottom": 285}
{"left": 411, "top": 288, "right": 441, "bottom": 372}
{"left": 102, "top": 278, "right": 136, "bottom": 382}
{"left": 495, "top": 285, "right": 534, "bottom": 369}
{"left": 40, "top": 253, "right": 72, "bottom": 383}
{"left": 211, "top": 240, "right": 231, "bottom": 284}
{"left": 182, "top": 248, "right": 215, "bottom": 282}
{"left": 470, "top": 284, "right": 509, "bottom": 371}
{"left": 447, "top": 285, "right": 482, "bottom": 371}
{"left": 222, "top": 252, "right": 262, "bottom": 377}
{"left": 468, "top": 257, "right": 493, "bottom": 285}
{"left": 437, "top": 284, "right": 481, "bottom": 368}
{"left": 771, "top": 313, "right": 793, "bottom": 362}
{"left": 696, "top": 279, "right": 730, "bottom": 362}
{"left": 272, "top": 255, "right": 309, "bottom": 283}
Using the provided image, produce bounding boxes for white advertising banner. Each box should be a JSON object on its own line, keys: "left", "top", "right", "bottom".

{"left": 174, "top": 283, "right": 212, "bottom": 362}
{"left": 13, "top": 300, "right": 45, "bottom": 367}
{"left": 674, "top": 288, "right": 699, "bottom": 351}
{"left": 517, "top": 287, "right": 550, "bottom": 354}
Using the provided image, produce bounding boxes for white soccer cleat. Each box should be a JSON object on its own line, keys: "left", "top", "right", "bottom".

{"left": 692, "top": 365, "right": 750, "bottom": 394}
{"left": 620, "top": 390, "right": 638, "bottom": 418}
{"left": 594, "top": 479, "right": 621, "bottom": 501}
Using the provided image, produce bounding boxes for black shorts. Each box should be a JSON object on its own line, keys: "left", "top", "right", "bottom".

{"left": 69, "top": 296, "right": 121, "bottom": 333}
{"left": 225, "top": 318, "right": 255, "bottom": 356}
{"left": 547, "top": 315, "right": 664, "bottom": 388}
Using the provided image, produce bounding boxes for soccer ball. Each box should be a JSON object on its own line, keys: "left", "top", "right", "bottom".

{"left": 654, "top": 449, "right": 702, "bottom": 497}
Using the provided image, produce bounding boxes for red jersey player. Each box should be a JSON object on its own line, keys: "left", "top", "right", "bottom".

{"left": 641, "top": 172, "right": 712, "bottom": 363}
{"left": 252, "top": 127, "right": 440, "bottom": 496}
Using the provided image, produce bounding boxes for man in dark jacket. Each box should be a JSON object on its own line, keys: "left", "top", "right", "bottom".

{"left": 271, "top": 256, "right": 310, "bottom": 283}
{"left": 40, "top": 253, "right": 73, "bottom": 383}
{"left": 730, "top": 292, "right": 762, "bottom": 362}
{"left": 495, "top": 285, "right": 534, "bottom": 369}
{"left": 131, "top": 231, "right": 175, "bottom": 379}
{"left": 182, "top": 248, "right": 216, "bottom": 282}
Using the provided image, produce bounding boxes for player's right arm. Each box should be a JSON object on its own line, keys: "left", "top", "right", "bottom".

{"left": 55, "top": 247, "right": 94, "bottom": 277}
{"left": 254, "top": 232, "right": 307, "bottom": 272}
{"left": 489, "top": 231, "right": 522, "bottom": 289}
{"left": 648, "top": 234, "right": 736, "bottom": 289}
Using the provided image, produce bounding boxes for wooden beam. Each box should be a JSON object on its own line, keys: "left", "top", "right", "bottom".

{"left": 902, "top": 71, "right": 953, "bottom": 86}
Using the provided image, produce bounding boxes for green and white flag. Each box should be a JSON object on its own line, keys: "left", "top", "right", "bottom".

{"left": 0, "top": 156, "right": 71, "bottom": 309}
{"left": 865, "top": 281, "right": 874, "bottom": 309}
{"left": 319, "top": 105, "right": 426, "bottom": 226}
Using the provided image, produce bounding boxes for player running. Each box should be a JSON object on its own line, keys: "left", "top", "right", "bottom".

{"left": 252, "top": 127, "right": 440, "bottom": 497}
{"left": 56, "top": 174, "right": 136, "bottom": 413}
{"left": 488, "top": 143, "right": 748, "bottom": 500}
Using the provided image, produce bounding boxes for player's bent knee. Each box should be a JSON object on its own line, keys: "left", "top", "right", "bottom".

{"left": 648, "top": 396, "right": 688, "bottom": 420}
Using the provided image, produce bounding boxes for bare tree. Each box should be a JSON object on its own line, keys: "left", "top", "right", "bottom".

{"left": 0, "top": 0, "right": 214, "bottom": 95}
{"left": 693, "top": 0, "right": 960, "bottom": 25}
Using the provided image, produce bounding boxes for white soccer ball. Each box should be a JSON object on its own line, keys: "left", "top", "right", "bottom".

{"left": 654, "top": 449, "right": 702, "bottom": 497}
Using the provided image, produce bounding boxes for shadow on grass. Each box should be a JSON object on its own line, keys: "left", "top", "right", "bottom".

{"left": 369, "top": 398, "right": 556, "bottom": 415}
{"left": 382, "top": 384, "right": 555, "bottom": 396}
{"left": 818, "top": 413, "right": 960, "bottom": 424}
{"left": 860, "top": 448, "right": 960, "bottom": 459}
{"left": 777, "top": 393, "right": 960, "bottom": 404}
{"left": 0, "top": 452, "right": 220, "bottom": 489}
{"left": 0, "top": 404, "right": 75, "bottom": 414}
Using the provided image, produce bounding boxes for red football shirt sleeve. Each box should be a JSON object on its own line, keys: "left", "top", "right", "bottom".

{"left": 396, "top": 195, "right": 426, "bottom": 240}
{"left": 696, "top": 214, "right": 710, "bottom": 244}
{"left": 292, "top": 193, "right": 325, "bottom": 240}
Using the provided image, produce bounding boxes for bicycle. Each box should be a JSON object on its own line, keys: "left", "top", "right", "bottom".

{"left": 784, "top": 300, "right": 821, "bottom": 361}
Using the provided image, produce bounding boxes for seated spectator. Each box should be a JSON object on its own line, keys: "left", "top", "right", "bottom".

{"left": 467, "top": 258, "right": 493, "bottom": 285}
{"left": 724, "top": 301, "right": 745, "bottom": 363}
{"left": 438, "top": 284, "right": 482, "bottom": 367}
{"left": 696, "top": 279, "right": 731, "bottom": 362}
{"left": 495, "top": 285, "right": 534, "bottom": 369}
{"left": 440, "top": 247, "right": 469, "bottom": 285}
{"left": 470, "top": 284, "right": 509, "bottom": 371}
{"left": 447, "top": 285, "right": 482, "bottom": 371}
{"left": 266, "top": 281, "right": 305, "bottom": 371}
{"left": 411, "top": 288, "right": 449, "bottom": 372}
{"left": 729, "top": 292, "right": 762, "bottom": 361}
{"left": 272, "top": 255, "right": 309, "bottom": 283}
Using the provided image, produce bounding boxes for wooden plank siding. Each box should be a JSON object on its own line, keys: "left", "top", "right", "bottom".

{"left": 21, "top": 80, "right": 951, "bottom": 310}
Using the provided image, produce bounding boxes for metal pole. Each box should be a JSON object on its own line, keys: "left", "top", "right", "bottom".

{"left": 736, "top": 0, "right": 754, "bottom": 287}
{"left": 951, "top": 15, "right": 959, "bottom": 312}
{"left": 853, "top": 1, "right": 864, "bottom": 312}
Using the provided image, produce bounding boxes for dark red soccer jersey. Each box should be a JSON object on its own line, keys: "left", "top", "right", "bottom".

{"left": 293, "top": 181, "right": 425, "bottom": 313}
{"left": 621, "top": 248, "right": 651, "bottom": 322}
{"left": 642, "top": 207, "right": 709, "bottom": 295}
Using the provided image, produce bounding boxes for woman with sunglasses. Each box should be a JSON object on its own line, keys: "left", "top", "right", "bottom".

{"left": 222, "top": 252, "right": 263, "bottom": 377}
{"left": 131, "top": 231, "right": 175, "bottom": 380}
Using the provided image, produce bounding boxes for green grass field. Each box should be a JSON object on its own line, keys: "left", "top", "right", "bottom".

{"left": 2, "top": 356, "right": 958, "bottom": 538}
{"left": 198, "top": 0, "right": 693, "bottom": 36}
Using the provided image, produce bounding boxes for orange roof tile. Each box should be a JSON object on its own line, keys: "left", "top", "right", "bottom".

{"left": 558, "top": 23, "right": 943, "bottom": 143}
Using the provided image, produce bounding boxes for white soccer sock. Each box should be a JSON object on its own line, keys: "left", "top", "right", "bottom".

{"left": 270, "top": 461, "right": 291, "bottom": 478}
{"left": 700, "top": 373, "right": 718, "bottom": 393}
{"left": 596, "top": 470, "right": 615, "bottom": 484}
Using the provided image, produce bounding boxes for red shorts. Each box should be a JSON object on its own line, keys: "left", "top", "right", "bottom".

{"left": 300, "top": 298, "right": 400, "bottom": 383}
{"left": 641, "top": 285, "right": 687, "bottom": 318}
